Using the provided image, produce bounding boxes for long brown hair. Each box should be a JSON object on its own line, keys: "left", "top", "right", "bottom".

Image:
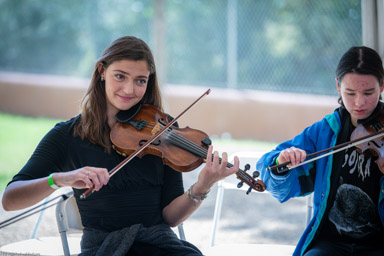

{"left": 74, "top": 36, "right": 163, "bottom": 152}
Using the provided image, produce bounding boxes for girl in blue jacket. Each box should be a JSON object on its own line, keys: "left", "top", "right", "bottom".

{"left": 257, "top": 46, "right": 384, "bottom": 256}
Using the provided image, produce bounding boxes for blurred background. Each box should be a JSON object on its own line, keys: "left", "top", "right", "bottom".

{"left": 0, "top": 0, "right": 383, "bottom": 253}
{"left": 0, "top": 0, "right": 365, "bottom": 94}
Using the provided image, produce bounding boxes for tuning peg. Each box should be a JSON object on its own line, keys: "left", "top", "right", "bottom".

{"left": 246, "top": 186, "right": 252, "bottom": 195}
{"left": 237, "top": 164, "right": 251, "bottom": 188}
{"left": 201, "top": 137, "right": 212, "bottom": 146}
{"left": 253, "top": 171, "right": 259, "bottom": 178}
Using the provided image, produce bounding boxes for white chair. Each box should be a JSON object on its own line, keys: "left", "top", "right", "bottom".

{"left": 0, "top": 188, "right": 82, "bottom": 256}
{"left": 205, "top": 151, "right": 313, "bottom": 256}
{"left": 56, "top": 191, "right": 83, "bottom": 256}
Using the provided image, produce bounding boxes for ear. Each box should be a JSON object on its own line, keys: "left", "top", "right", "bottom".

{"left": 336, "top": 78, "right": 341, "bottom": 94}
{"left": 97, "top": 62, "right": 105, "bottom": 77}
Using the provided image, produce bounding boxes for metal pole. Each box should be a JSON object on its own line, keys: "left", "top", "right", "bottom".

{"left": 227, "top": 0, "right": 238, "bottom": 89}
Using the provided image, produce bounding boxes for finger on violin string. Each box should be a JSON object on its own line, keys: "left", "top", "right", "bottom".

{"left": 211, "top": 150, "right": 221, "bottom": 168}
{"left": 221, "top": 151, "right": 228, "bottom": 162}
{"left": 205, "top": 145, "right": 214, "bottom": 164}
{"left": 219, "top": 152, "right": 229, "bottom": 169}
{"left": 230, "top": 155, "right": 240, "bottom": 172}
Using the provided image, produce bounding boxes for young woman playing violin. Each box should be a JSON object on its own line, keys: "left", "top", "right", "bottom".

{"left": 257, "top": 46, "right": 384, "bottom": 256}
{"left": 2, "top": 36, "right": 239, "bottom": 255}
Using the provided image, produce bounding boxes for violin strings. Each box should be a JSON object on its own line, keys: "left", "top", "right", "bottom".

{"left": 130, "top": 120, "right": 236, "bottom": 170}
{"left": 131, "top": 120, "right": 255, "bottom": 187}
{"left": 166, "top": 131, "right": 236, "bottom": 169}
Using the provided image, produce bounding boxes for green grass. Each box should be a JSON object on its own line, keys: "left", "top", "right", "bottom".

{"left": 0, "top": 113, "right": 63, "bottom": 191}
{"left": 0, "top": 113, "right": 277, "bottom": 191}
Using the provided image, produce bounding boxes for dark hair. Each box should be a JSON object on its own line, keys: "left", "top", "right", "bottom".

{"left": 74, "top": 36, "right": 162, "bottom": 152}
{"left": 336, "top": 46, "right": 384, "bottom": 106}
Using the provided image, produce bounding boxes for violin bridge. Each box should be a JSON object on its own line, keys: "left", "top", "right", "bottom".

{"left": 152, "top": 123, "right": 161, "bottom": 136}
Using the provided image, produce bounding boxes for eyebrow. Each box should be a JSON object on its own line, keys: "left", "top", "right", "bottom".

{"left": 345, "top": 87, "right": 375, "bottom": 92}
{"left": 113, "top": 69, "right": 149, "bottom": 78}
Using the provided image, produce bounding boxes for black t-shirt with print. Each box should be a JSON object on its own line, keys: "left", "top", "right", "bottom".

{"left": 318, "top": 105, "right": 384, "bottom": 245}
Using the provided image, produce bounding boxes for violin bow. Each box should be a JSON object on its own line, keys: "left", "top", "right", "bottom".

{"left": 80, "top": 89, "right": 211, "bottom": 199}
{"left": 268, "top": 129, "right": 384, "bottom": 173}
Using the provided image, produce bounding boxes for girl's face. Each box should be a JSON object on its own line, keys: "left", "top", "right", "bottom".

{"left": 337, "top": 73, "right": 383, "bottom": 126}
{"left": 101, "top": 59, "right": 150, "bottom": 119}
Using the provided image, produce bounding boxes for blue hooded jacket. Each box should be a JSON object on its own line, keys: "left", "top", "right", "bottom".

{"left": 256, "top": 109, "right": 384, "bottom": 256}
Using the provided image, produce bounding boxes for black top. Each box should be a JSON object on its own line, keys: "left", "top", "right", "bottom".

{"left": 9, "top": 115, "right": 185, "bottom": 232}
{"left": 317, "top": 105, "right": 384, "bottom": 245}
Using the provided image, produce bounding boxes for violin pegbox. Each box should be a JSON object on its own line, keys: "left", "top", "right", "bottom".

{"left": 236, "top": 163, "right": 262, "bottom": 195}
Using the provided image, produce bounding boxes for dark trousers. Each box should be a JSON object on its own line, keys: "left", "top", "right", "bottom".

{"left": 304, "top": 239, "right": 384, "bottom": 256}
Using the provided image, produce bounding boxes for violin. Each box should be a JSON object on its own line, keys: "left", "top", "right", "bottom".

{"left": 350, "top": 109, "right": 384, "bottom": 173}
{"left": 80, "top": 90, "right": 266, "bottom": 199}
{"left": 111, "top": 104, "right": 211, "bottom": 172}
{"left": 111, "top": 104, "right": 265, "bottom": 191}
{"left": 268, "top": 109, "right": 384, "bottom": 173}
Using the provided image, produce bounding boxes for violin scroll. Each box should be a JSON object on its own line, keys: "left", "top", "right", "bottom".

{"left": 235, "top": 163, "right": 266, "bottom": 194}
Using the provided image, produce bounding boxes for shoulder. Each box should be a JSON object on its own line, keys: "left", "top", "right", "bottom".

{"left": 52, "top": 115, "right": 80, "bottom": 133}
{"left": 43, "top": 115, "right": 80, "bottom": 141}
{"left": 323, "top": 107, "right": 343, "bottom": 134}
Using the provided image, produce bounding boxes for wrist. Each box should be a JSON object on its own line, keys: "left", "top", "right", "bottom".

{"left": 191, "top": 182, "right": 211, "bottom": 195}
{"left": 48, "top": 173, "right": 61, "bottom": 190}
{"left": 186, "top": 183, "right": 210, "bottom": 205}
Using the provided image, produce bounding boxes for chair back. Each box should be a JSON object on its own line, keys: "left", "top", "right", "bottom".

{"left": 56, "top": 191, "right": 83, "bottom": 234}
{"left": 55, "top": 190, "right": 83, "bottom": 256}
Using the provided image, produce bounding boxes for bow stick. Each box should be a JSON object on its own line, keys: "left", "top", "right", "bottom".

{"left": 80, "top": 89, "right": 211, "bottom": 199}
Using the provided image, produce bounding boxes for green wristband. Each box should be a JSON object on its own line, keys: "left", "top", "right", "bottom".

{"left": 48, "top": 173, "right": 60, "bottom": 190}
{"left": 275, "top": 157, "right": 279, "bottom": 165}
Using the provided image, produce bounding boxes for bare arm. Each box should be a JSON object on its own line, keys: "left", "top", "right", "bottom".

{"left": 162, "top": 145, "right": 239, "bottom": 227}
{"left": 2, "top": 178, "right": 55, "bottom": 211}
{"left": 2, "top": 167, "right": 109, "bottom": 211}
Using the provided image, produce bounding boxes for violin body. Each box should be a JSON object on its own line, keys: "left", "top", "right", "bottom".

{"left": 111, "top": 104, "right": 210, "bottom": 172}
{"left": 351, "top": 110, "right": 384, "bottom": 173}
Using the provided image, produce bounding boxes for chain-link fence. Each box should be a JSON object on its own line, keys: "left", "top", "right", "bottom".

{"left": 0, "top": 0, "right": 361, "bottom": 96}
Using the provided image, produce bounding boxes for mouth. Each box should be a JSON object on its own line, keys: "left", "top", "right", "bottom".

{"left": 117, "top": 95, "right": 134, "bottom": 102}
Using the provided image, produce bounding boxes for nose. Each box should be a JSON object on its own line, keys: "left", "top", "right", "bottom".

{"left": 355, "top": 94, "right": 365, "bottom": 107}
{"left": 123, "top": 80, "right": 134, "bottom": 94}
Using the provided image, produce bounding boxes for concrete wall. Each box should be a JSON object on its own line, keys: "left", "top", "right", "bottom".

{"left": 0, "top": 72, "right": 338, "bottom": 143}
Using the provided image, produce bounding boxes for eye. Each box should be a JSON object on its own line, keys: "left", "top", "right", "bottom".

{"left": 136, "top": 79, "right": 147, "bottom": 85}
{"left": 115, "top": 74, "right": 125, "bottom": 80}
